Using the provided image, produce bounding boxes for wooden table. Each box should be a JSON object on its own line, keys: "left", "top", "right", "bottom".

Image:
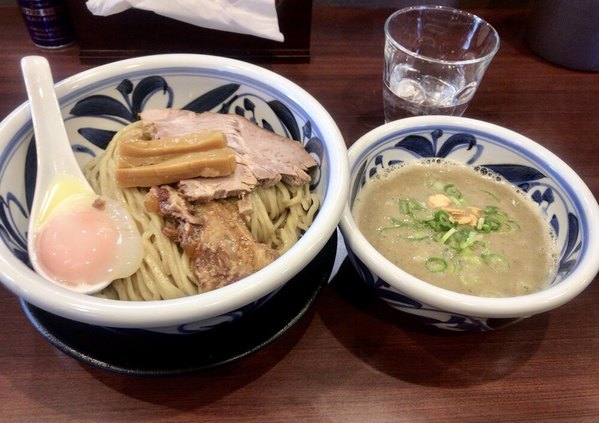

{"left": 1, "top": 6, "right": 598, "bottom": 422}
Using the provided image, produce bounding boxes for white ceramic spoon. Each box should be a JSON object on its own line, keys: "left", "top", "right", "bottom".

{"left": 22, "top": 55, "right": 143, "bottom": 294}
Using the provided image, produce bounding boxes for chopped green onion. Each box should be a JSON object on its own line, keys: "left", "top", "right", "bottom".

{"left": 398, "top": 198, "right": 425, "bottom": 216}
{"left": 444, "top": 184, "right": 467, "bottom": 205}
{"left": 480, "top": 189, "right": 500, "bottom": 202}
{"left": 388, "top": 193, "right": 517, "bottom": 277}
{"left": 407, "top": 232, "right": 429, "bottom": 240}
{"left": 476, "top": 217, "right": 485, "bottom": 231}
{"left": 388, "top": 216, "right": 409, "bottom": 226}
{"left": 459, "top": 273, "right": 481, "bottom": 286}
{"left": 381, "top": 217, "right": 407, "bottom": 231}
{"left": 440, "top": 227, "right": 457, "bottom": 243}
{"left": 503, "top": 220, "right": 521, "bottom": 233}
{"left": 427, "top": 210, "right": 455, "bottom": 232}
{"left": 398, "top": 198, "right": 410, "bottom": 215}
{"left": 463, "top": 255, "right": 483, "bottom": 266}
{"left": 426, "top": 257, "right": 447, "bottom": 272}
{"left": 460, "top": 231, "right": 479, "bottom": 249}
{"left": 483, "top": 253, "right": 510, "bottom": 272}
{"left": 444, "top": 184, "right": 461, "bottom": 197}
{"left": 484, "top": 217, "right": 501, "bottom": 231}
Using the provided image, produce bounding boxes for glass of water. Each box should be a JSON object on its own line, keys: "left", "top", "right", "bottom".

{"left": 383, "top": 6, "right": 500, "bottom": 122}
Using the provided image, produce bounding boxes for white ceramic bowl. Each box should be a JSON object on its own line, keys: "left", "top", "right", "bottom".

{"left": 0, "top": 54, "right": 349, "bottom": 334}
{"left": 340, "top": 116, "right": 599, "bottom": 331}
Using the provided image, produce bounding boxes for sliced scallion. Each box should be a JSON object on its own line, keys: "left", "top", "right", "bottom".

{"left": 444, "top": 184, "right": 461, "bottom": 197}
{"left": 480, "top": 189, "right": 500, "bottom": 202}
{"left": 444, "top": 183, "right": 467, "bottom": 205}
{"left": 476, "top": 217, "right": 485, "bottom": 231}
{"left": 427, "top": 210, "right": 454, "bottom": 232}
{"left": 484, "top": 217, "right": 501, "bottom": 231}
{"left": 426, "top": 257, "right": 447, "bottom": 272}
{"left": 460, "top": 231, "right": 479, "bottom": 249}
{"left": 482, "top": 253, "right": 510, "bottom": 272}
{"left": 484, "top": 205, "right": 499, "bottom": 215}
{"left": 407, "top": 232, "right": 429, "bottom": 241}
{"left": 440, "top": 227, "right": 457, "bottom": 244}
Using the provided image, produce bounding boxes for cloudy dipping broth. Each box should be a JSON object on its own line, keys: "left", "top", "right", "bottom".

{"left": 352, "top": 159, "right": 558, "bottom": 297}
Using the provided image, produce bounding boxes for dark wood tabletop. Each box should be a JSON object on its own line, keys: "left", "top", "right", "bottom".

{"left": 1, "top": 5, "right": 598, "bottom": 422}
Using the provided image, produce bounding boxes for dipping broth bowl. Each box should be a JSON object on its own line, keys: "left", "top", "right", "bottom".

{"left": 0, "top": 54, "right": 349, "bottom": 334}
{"left": 339, "top": 116, "right": 599, "bottom": 331}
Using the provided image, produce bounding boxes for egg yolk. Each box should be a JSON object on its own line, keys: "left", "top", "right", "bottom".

{"left": 35, "top": 205, "right": 119, "bottom": 285}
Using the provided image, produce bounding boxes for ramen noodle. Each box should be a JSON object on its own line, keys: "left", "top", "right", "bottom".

{"left": 84, "top": 119, "right": 319, "bottom": 301}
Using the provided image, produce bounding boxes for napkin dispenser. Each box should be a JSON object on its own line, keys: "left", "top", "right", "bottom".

{"left": 64, "top": 0, "right": 312, "bottom": 63}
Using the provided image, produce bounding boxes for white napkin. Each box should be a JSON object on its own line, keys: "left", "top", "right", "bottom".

{"left": 86, "top": 0, "right": 284, "bottom": 42}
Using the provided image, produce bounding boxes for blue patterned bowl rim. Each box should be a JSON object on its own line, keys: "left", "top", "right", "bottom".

{"left": 0, "top": 54, "right": 349, "bottom": 328}
{"left": 340, "top": 115, "right": 599, "bottom": 318}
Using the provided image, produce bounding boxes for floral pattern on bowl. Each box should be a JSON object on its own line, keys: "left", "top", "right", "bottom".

{"left": 341, "top": 118, "right": 594, "bottom": 331}
{"left": 0, "top": 64, "right": 332, "bottom": 334}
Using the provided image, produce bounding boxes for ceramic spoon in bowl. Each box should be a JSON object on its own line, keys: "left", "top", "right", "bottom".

{"left": 21, "top": 55, "right": 143, "bottom": 294}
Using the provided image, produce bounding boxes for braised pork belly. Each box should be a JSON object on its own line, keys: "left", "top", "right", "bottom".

{"left": 140, "top": 109, "right": 317, "bottom": 202}
{"left": 137, "top": 109, "right": 317, "bottom": 291}
{"left": 147, "top": 186, "right": 279, "bottom": 292}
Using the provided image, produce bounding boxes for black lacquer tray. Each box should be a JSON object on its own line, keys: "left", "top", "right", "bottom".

{"left": 21, "top": 233, "right": 338, "bottom": 376}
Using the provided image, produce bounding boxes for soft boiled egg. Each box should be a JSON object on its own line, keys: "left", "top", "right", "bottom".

{"left": 29, "top": 174, "right": 143, "bottom": 294}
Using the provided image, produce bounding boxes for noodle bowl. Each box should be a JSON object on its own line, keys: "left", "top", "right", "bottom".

{"left": 0, "top": 53, "right": 349, "bottom": 333}
{"left": 340, "top": 116, "right": 599, "bottom": 331}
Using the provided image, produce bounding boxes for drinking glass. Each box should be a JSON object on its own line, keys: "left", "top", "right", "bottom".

{"left": 383, "top": 6, "right": 500, "bottom": 122}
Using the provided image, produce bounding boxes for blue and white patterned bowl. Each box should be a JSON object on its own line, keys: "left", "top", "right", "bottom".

{"left": 0, "top": 54, "right": 349, "bottom": 334}
{"left": 339, "top": 116, "right": 599, "bottom": 331}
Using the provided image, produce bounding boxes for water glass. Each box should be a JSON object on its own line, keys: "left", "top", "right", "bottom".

{"left": 383, "top": 6, "right": 500, "bottom": 122}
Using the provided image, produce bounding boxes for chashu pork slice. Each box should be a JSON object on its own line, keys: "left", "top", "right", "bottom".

{"left": 147, "top": 186, "right": 279, "bottom": 292}
{"left": 139, "top": 109, "right": 318, "bottom": 202}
